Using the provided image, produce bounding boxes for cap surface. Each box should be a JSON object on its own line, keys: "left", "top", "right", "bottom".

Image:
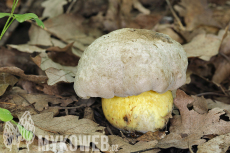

{"left": 74, "top": 28, "right": 188, "bottom": 99}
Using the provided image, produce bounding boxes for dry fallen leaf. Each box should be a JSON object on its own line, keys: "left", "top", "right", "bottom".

{"left": 133, "top": 0, "right": 150, "bottom": 15}
{"left": 191, "top": 96, "right": 208, "bottom": 114}
{"left": 155, "top": 24, "right": 184, "bottom": 44}
{"left": 197, "top": 133, "right": 230, "bottom": 153}
{"left": 0, "top": 84, "right": 9, "bottom": 97}
{"left": 37, "top": 84, "right": 60, "bottom": 97}
{"left": 174, "top": 0, "right": 220, "bottom": 31}
{"left": 32, "top": 53, "right": 77, "bottom": 85}
{"left": 136, "top": 131, "right": 166, "bottom": 142}
{"left": 0, "top": 47, "right": 37, "bottom": 71}
{"left": 28, "top": 24, "right": 52, "bottom": 46}
{"left": 7, "top": 25, "right": 48, "bottom": 53}
{"left": 0, "top": 132, "right": 43, "bottom": 153}
{"left": 102, "top": 0, "right": 121, "bottom": 31}
{"left": 0, "top": 67, "right": 47, "bottom": 84}
{"left": 8, "top": 24, "right": 84, "bottom": 59}
{"left": 185, "top": 69, "right": 192, "bottom": 84}
{"left": 109, "top": 135, "right": 160, "bottom": 153}
{"left": 211, "top": 29, "right": 230, "bottom": 84}
{"left": 156, "top": 90, "right": 230, "bottom": 149}
{"left": 97, "top": 0, "right": 158, "bottom": 31}
{"left": 220, "top": 29, "right": 230, "bottom": 55}
{"left": 7, "top": 44, "right": 46, "bottom": 53}
{"left": 31, "top": 112, "right": 104, "bottom": 135}
{"left": 45, "top": 67, "right": 76, "bottom": 85}
{"left": 44, "top": 14, "right": 92, "bottom": 55}
{"left": 47, "top": 42, "right": 80, "bottom": 66}
{"left": 31, "top": 112, "right": 108, "bottom": 151}
{"left": 50, "top": 38, "right": 83, "bottom": 58}
{"left": 72, "top": 0, "right": 108, "bottom": 17}
{"left": 183, "top": 31, "right": 223, "bottom": 61}
{"left": 187, "top": 58, "right": 214, "bottom": 79}
{"left": 84, "top": 106, "right": 95, "bottom": 121}
{"left": 178, "top": 27, "right": 207, "bottom": 43}
{"left": 212, "top": 6, "right": 230, "bottom": 28}
{"left": 1, "top": 87, "right": 73, "bottom": 114}
{"left": 207, "top": 99, "right": 230, "bottom": 118}
{"left": 0, "top": 73, "right": 18, "bottom": 96}
{"left": 212, "top": 59, "right": 230, "bottom": 84}
{"left": 128, "top": 14, "right": 162, "bottom": 29}
{"left": 41, "top": 0, "right": 67, "bottom": 18}
{"left": 37, "top": 83, "right": 75, "bottom": 97}
{"left": 17, "top": 79, "right": 38, "bottom": 94}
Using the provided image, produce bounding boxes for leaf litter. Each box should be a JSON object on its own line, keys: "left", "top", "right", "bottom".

{"left": 1, "top": 0, "right": 230, "bottom": 152}
{"left": 156, "top": 90, "right": 230, "bottom": 149}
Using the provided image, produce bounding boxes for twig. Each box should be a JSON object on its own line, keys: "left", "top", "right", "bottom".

{"left": 165, "top": 0, "right": 185, "bottom": 31}
{"left": 196, "top": 92, "right": 228, "bottom": 97}
{"left": 133, "top": 0, "right": 150, "bottom": 15}
{"left": 0, "top": 67, "right": 48, "bottom": 84}
{"left": 65, "top": 109, "right": 68, "bottom": 115}
{"left": 49, "top": 104, "right": 86, "bottom": 109}
{"left": 0, "top": 0, "right": 34, "bottom": 46}
{"left": 17, "top": 93, "right": 40, "bottom": 114}
{"left": 219, "top": 52, "right": 230, "bottom": 63}
{"left": 188, "top": 142, "right": 194, "bottom": 153}
{"left": 212, "top": 81, "right": 229, "bottom": 96}
{"left": 218, "top": 22, "right": 230, "bottom": 62}
{"left": 218, "top": 23, "right": 229, "bottom": 51}
{"left": 106, "top": 123, "right": 114, "bottom": 135}
{"left": 66, "top": 0, "right": 77, "bottom": 14}
{"left": 193, "top": 73, "right": 229, "bottom": 96}
{"left": 0, "top": 102, "right": 16, "bottom": 105}
{"left": 120, "top": 130, "right": 129, "bottom": 143}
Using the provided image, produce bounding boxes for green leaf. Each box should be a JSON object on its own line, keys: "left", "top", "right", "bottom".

{"left": 0, "top": 108, "right": 13, "bottom": 122}
{"left": 13, "top": 13, "right": 44, "bottom": 28}
{"left": 17, "top": 124, "right": 34, "bottom": 141}
{"left": 34, "top": 18, "right": 44, "bottom": 28}
{"left": 14, "top": 13, "right": 38, "bottom": 23}
{"left": 0, "top": 13, "right": 11, "bottom": 18}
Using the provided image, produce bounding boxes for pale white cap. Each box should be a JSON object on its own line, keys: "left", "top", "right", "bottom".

{"left": 74, "top": 28, "right": 188, "bottom": 99}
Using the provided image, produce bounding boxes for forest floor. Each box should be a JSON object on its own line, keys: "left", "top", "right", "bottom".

{"left": 1, "top": 0, "right": 230, "bottom": 152}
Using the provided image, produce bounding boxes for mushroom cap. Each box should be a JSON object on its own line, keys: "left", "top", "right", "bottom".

{"left": 74, "top": 28, "right": 188, "bottom": 99}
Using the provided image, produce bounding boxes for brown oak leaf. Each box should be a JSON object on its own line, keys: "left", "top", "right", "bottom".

{"left": 156, "top": 90, "right": 230, "bottom": 149}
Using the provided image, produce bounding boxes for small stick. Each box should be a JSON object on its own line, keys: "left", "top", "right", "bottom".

{"left": 66, "top": 0, "right": 77, "bottom": 14}
{"left": 49, "top": 104, "right": 86, "bottom": 109}
{"left": 0, "top": 102, "right": 16, "bottom": 105}
{"left": 106, "top": 123, "right": 114, "bottom": 135}
{"left": 17, "top": 93, "right": 40, "bottom": 114}
{"left": 165, "top": 0, "right": 185, "bottom": 31}
{"left": 219, "top": 52, "right": 230, "bottom": 63}
{"left": 193, "top": 73, "right": 229, "bottom": 96}
{"left": 196, "top": 92, "right": 228, "bottom": 97}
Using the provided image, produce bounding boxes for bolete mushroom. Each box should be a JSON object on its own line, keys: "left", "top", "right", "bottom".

{"left": 74, "top": 28, "right": 187, "bottom": 133}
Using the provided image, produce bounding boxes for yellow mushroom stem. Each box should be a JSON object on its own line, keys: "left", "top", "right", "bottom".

{"left": 102, "top": 90, "right": 173, "bottom": 133}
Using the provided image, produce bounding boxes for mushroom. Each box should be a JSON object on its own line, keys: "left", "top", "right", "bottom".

{"left": 74, "top": 28, "right": 188, "bottom": 133}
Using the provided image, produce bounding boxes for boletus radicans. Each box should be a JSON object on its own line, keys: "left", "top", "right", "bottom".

{"left": 74, "top": 28, "right": 188, "bottom": 133}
